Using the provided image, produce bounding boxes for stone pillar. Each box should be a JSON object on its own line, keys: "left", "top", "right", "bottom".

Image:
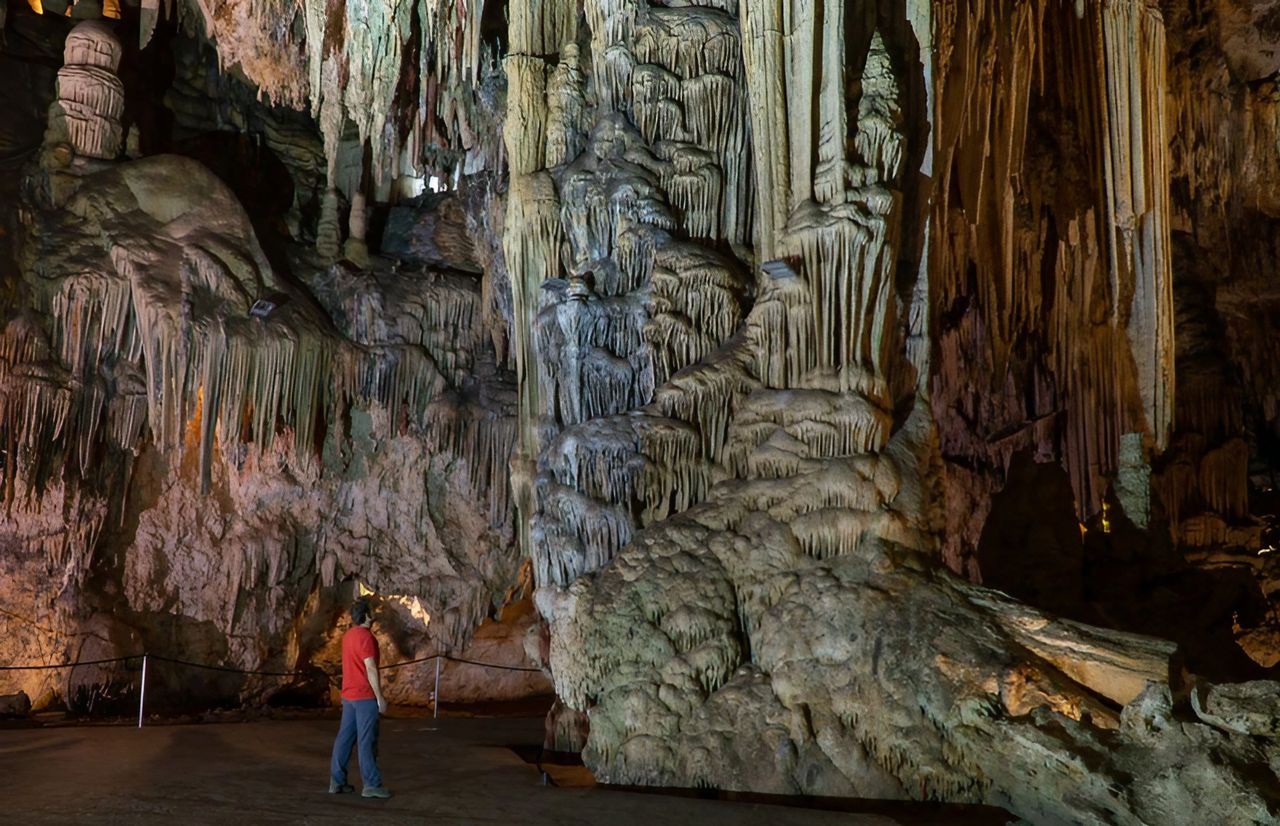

{"left": 344, "top": 191, "right": 370, "bottom": 268}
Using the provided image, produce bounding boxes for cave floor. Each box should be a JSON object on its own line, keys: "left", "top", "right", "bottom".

{"left": 0, "top": 714, "right": 1011, "bottom": 825}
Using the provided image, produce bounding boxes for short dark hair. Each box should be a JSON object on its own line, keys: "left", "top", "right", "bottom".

{"left": 350, "top": 599, "right": 372, "bottom": 625}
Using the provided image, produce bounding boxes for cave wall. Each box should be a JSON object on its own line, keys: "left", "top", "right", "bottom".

{"left": 0, "top": 3, "right": 545, "bottom": 710}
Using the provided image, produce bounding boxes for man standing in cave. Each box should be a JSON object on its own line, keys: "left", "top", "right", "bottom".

{"left": 328, "top": 598, "right": 392, "bottom": 799}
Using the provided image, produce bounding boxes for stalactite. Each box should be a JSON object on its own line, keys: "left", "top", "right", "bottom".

{"left": 546, "top": 46, "right": 590, "bottom": 169}
{"left": 932, "top": 0, "right": 1175, "bottom": 530}
{"left": 426, "top": 397, "right": 518, "bottom": 526}
{"left": 723, "top": 390, "right": 894, "bottom": 478}
{"left": 650, "top": 341, "right": 755, "bottom": 466}
{"left": 505, "top": 171, "right": 564, "bottom": 486}
{"left": 533, "top": 482, "right": 635, "bottom": 588}
{"left": 785, "top": 203, "right": 900, "bottom": 388}
{"left": 1099, "top": 0, "right": 1175, "bottom": 451}
{"left": 517, "top": 0, "right": 757, "bottom": 592}
{"left": 169, "top": 0, "right": 499, "bottom": 201}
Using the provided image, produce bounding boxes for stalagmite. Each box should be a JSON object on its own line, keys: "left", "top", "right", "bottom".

{"left": 316, "top": 188, "right": 341, "bottom": 261}
{"left": 344, "top": 191, "right": 370, "bottom": 268}
{"left": 48, "top": 21, "right": 124, "bottom": 161}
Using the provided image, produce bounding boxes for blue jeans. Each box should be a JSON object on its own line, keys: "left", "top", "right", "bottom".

{"left": 330, "top": 698, "right": 382, "bottom": 788}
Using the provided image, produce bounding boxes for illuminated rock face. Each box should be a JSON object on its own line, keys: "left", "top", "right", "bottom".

{"left": 4, "top": 0, "right": 1280, "bottom": 820}
{"left": 0, "top": 148, "right": 533, "bottom": 706}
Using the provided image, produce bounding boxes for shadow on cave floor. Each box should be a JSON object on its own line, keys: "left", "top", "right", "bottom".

{"left": 503, "top": 748, "right": 1012, "bottom": 824}
{"left": 978, "top": 451, "right": 1271, "bottom": 683}
{"left": 0, "top": 715, "right": 995, "bottom": 825}
{"left": 600, "top": 786, "right": 1011, "bottom": 826}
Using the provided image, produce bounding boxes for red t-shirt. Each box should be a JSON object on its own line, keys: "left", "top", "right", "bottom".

{"left": 340, "top": 626, "right": 379, "bottom": 701}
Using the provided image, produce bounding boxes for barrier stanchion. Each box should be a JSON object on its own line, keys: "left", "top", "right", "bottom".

{"left": 1, "top": 645, "right": 544, "bottom": 725}
{"left": 137, "top": 653, "right": 147, "bottom": 728}
{"left": 433, "top": 656, "right": 441, "bottom": 719}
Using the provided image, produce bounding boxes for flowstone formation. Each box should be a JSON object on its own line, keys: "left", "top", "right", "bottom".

{"left": 506, "top": 0, "right": 1280, "bottom": 822}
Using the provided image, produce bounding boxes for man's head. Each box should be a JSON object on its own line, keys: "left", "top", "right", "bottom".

{"left": 350, "top": 598, "right": 373, "bottom": 627}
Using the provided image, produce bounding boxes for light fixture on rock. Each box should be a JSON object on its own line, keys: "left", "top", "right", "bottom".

{"left": 249, "top": 292, "right": 289, "bottom": 319}
{"left": 760, "top": 257, "right": 801, "bottom": 281}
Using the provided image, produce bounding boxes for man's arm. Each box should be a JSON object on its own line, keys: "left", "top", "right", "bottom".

{"left": 364, "top": 656, "right": 387, "bottom": 714}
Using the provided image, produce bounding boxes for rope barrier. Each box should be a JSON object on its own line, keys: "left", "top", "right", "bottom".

{"left": 1, "top": 649, "right": 545, "bottom": 727}
{"left": 2, "top": 648, "right": 546, "bottom": 726}
{"left": 440, "top": 655, "right": 542, "bottom": 673}
{"left": 0, "top": 655, "right": 139, "bottom": 672}
{"left": 377, "top": 653, "right": 441, "bottom": 672}
{"left": 0, "top": 652, "right": 541, "bottom": 676}
{"left": 143, "top": 655, "right": 324, "bottom": 678}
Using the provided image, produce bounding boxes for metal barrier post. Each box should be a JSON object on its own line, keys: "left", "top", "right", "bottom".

{"left": 137, "top": 654, "right": 148, "bottom": 729}
{"left": 433, "top": 656, "right": 441, "bottom": 719}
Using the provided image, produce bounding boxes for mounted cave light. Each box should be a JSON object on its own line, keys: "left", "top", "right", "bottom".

{"left": 249, "top": 292, "right": 288, "bottom": 319}
{"left": 357, "top": 580, "right": 376, "bottom": 597}
{"left": 387, "top": 595, "right": 431, "bottom": 627}
{"left": 249, "top": 298, "right": 278, "bottom": 319}
{"left": 183, "top": 385, "right": 205, "bottom": 450}
{"left": 760, "top": 257, "right": 801, "bottom": 281}
{"left": 1080, "top": 502, "right": 1115, "bottom": 537}
{"left": 399, "top": 176, "right": 426, "bottom": 199}
{"left": 27, "top": 0, "right": 121, "bottom": 18}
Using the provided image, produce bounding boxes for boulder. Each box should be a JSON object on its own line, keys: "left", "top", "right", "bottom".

{"left": 1192, "top": 680, "right": 1280, "bottom": 737}
{"left": 0, "top": 690, "right": 32, "bottom": 717}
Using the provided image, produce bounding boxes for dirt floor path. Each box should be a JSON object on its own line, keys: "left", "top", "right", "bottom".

{"left": 0, "top": 714, "right": 1011, "bottom": 824}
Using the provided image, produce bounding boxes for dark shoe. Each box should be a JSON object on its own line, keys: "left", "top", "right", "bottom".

{"left": 328, "top": 781, "right": 354, "bottom": 794}
{"left": 361, "top": 786, "right": 392, "bottom": 799}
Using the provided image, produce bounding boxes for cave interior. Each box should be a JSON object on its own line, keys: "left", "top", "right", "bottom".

{"left": 3, "top": 0, "right": 1280, "bottom": 821}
